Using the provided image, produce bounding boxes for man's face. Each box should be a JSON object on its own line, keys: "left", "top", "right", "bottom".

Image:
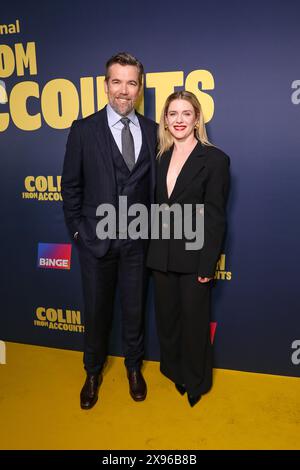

{"left": 105, "top": 63, "right": 141, "bottom": 116}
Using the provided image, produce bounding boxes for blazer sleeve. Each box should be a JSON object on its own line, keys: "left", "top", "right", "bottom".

{"left": 61, "top": 120, "right": 84, "bottom": 238}
{"left": 198, "top": 152, "right": 230, "bottom": 278}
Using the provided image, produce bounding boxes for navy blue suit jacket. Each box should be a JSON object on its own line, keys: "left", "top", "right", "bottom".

{"left": 61, "top": 107, "right": 157, "bottom": 257}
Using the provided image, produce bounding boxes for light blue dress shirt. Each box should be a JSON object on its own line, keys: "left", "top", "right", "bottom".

{"left": 106, "top": 104, "right": 142, "bottom": 162}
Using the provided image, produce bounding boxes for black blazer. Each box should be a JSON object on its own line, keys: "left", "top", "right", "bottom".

{"left": 147, "top": 142, "right": 230, "bottom": 277}
{"left": 61, "top": 106, "right": 157, "bottom": 257}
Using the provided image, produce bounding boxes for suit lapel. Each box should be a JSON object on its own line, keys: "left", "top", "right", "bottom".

{"left": 158, "top": 148, "right": 172, "bottom": 202}
{"left": 137, "top": 113, "right": 156, "bottom": 159}
{"left": 90, "top": 107, "right": 116, "bottom": 180}
{"left": 165, "top": 142, "right": 207, "bottom": 203}
{"left": 136, "top": 112, "right": 157, "bottom": 195}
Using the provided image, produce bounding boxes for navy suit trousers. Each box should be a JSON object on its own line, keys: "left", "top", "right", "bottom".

{"left": 78, "top": 238, "right": 148, "bottom": 374}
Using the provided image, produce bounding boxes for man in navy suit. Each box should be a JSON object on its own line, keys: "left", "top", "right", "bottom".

{"left": 61, "top": 53, "right": 157, "bottom": 409}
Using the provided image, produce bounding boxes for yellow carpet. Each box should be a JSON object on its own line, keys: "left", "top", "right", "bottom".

{"left": 0, "top": 342, "right": 299, "bottom": 450}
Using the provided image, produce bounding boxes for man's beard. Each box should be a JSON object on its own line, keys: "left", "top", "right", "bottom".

{"left": 111, "top": 97, "right": 134, "bottom": 116}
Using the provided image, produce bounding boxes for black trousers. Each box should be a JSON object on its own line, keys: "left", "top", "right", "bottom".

{"left": 78, "top": 238, "right": 148, "bottom": 374}
{"left": 153, "top": 270, "right": 212, "bottom": 396}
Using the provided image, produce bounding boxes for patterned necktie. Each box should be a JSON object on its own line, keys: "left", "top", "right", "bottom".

{"left": 120, "top": 117, "right": 135, "bottom": 172}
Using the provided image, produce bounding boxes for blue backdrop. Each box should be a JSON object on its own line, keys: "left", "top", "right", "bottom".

{"left": 1, "top": 0, "right": 300, "bottom": 377}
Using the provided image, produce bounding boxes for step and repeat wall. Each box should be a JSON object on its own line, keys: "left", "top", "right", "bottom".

{"left": 1, "top": 0, "right": 299, "bottom": 376}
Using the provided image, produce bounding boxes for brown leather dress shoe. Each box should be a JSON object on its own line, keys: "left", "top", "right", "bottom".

{"left": 127, "top": 370, "right": 147, "bottom": 401}
{"left": 80, "top": 373, "right": 102, "bottom": 410}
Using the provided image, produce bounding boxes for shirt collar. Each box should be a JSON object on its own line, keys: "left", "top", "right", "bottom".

{"left": 106, "top": 104, "right": 139, "bottom": 127}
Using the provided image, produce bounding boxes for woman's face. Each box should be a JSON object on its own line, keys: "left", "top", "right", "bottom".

{"left": 165, "top": 99, "right": 198, "bottom": 141}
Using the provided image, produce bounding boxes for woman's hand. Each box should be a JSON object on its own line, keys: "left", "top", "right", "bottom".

{"left": 198, "top": 276, "right": 213, "bottom": 283}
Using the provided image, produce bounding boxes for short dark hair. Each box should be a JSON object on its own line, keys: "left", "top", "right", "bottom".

{"left": 105, "top": 52, "right": 144, "bottom": 87}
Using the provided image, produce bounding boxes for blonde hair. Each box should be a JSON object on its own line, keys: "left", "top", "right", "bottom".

{"left": 158, "top": 91, "right": 212, "bottom": 157}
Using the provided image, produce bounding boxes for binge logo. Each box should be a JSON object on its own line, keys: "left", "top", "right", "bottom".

{"left": 214, "top": 254, "right": 232, "bottom": 281}
{"left": 0, "top": 341, "right": 6, "bottom": 364}
{"left": 37, "top": 243, "right": 72, "bottom": 270}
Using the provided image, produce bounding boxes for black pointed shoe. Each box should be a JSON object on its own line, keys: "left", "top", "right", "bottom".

{"left": 80, "top": 373, "right": 102, "bottom": 410}
{"left": 175, "top": 384, "right": 186, "bottom": 395}
{"left": 127, "top": 369, "right": 147, "bottom": 401}
{"left": 187, "top": 393, "right": 202, "bottom": 407}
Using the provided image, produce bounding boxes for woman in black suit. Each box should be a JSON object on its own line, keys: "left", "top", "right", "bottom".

{"left": 147, "top": 91, "right": 230, "bottom": 407}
